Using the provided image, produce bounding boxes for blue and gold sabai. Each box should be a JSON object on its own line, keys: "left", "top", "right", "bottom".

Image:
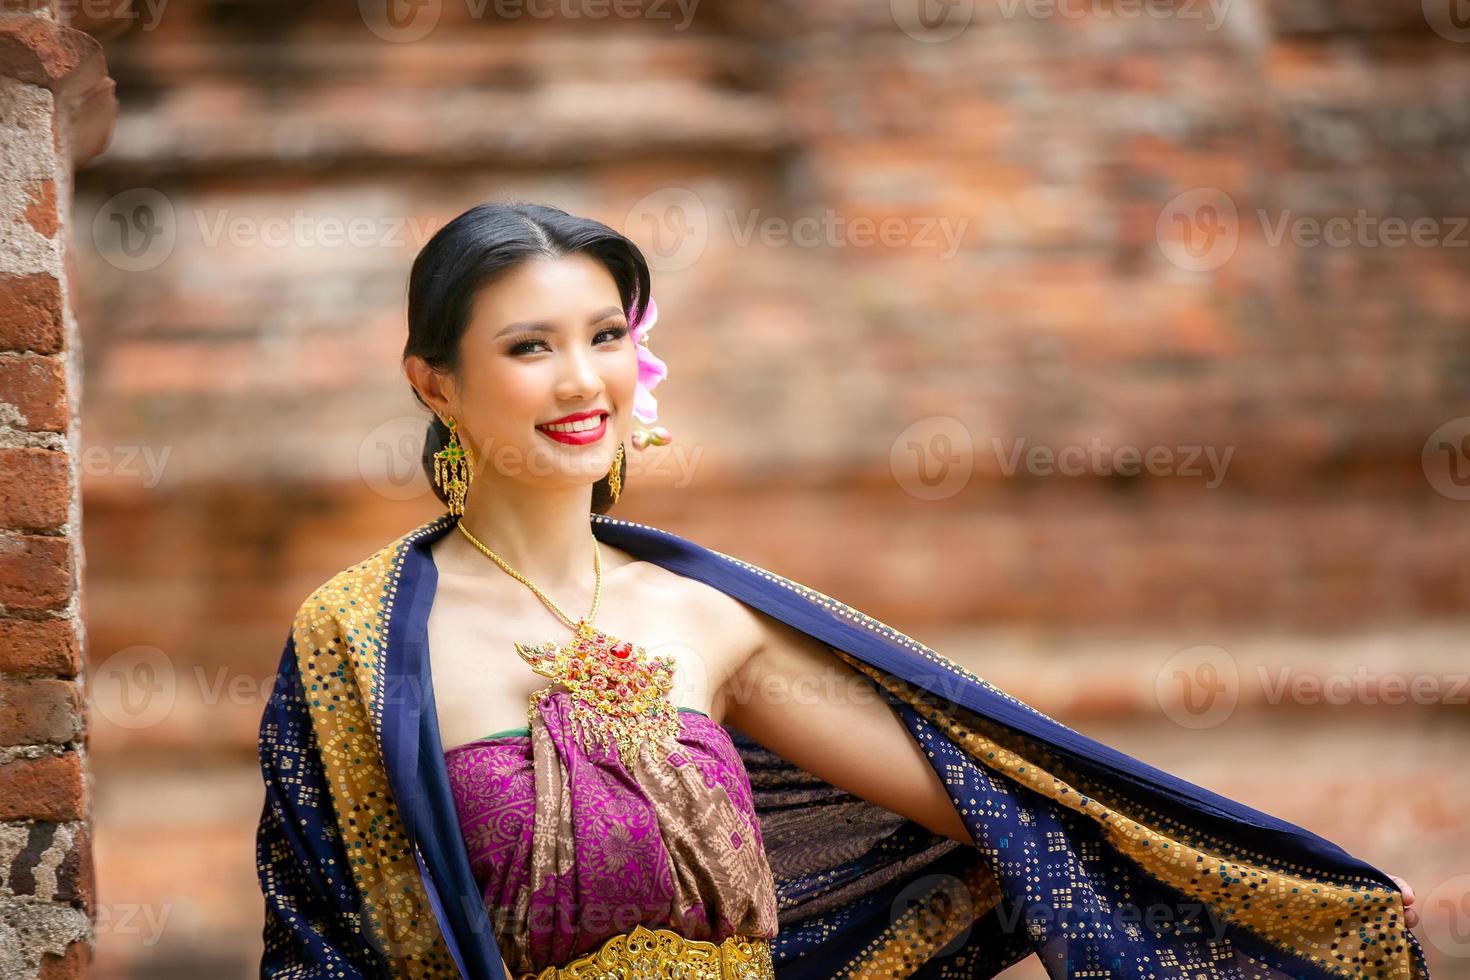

{"left": 256, "top": 511, "right": 1428, "bottom": 979}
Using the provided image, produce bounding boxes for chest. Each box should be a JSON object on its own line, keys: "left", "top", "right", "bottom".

{"left": 426, "top": 570, "right": 747, "bottom": 751}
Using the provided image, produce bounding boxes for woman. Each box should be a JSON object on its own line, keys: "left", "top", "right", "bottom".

{"left": 255, "top": 202, "right": 1426, "bottom": 979}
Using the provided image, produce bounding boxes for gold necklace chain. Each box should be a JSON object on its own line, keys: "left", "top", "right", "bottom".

{"left": 455, "top": 519, "right": 601, "bottom": 630}
{"left": 456, "top": 517, "right": 683, "bottom": 760}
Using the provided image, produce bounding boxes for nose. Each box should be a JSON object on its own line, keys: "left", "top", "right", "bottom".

{"left": 555, "top": 343, "right": 604, "bottom": 402}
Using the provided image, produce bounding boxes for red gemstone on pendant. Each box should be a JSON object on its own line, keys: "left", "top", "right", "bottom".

{"left": 610, "top": 642, "right": 632, "bottom": 659}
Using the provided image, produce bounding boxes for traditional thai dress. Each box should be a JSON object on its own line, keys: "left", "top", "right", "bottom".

{"left": 256, "top": 510, "right": 1429, "bottom": 979}
{"left": 443, "top": 689, "right": 779, "bottom": 977}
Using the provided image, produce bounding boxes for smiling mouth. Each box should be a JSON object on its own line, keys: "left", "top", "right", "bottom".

{"left": 535, "top": 412, "right": 609, "bottom": 445}
{"left": 536, "top": 412, "right": 608, "bottom": 434}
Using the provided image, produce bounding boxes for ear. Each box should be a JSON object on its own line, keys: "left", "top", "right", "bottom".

{"left": 404, "top": 355, "right": 457, "bottom": 419}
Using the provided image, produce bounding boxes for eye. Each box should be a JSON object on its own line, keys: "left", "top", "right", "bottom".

{"left": 508, "top": 324, "right": 628, "bottom": 357}
{"left": 508, "top": 338, "right": 549, "bottom": 356}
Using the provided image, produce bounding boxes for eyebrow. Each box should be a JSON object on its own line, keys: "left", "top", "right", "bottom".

{"left": 494, "top": 306, "right": 626, "bottom": 339}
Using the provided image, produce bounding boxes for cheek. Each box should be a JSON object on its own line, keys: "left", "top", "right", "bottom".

{"left": 607, "top": 348, "right": 640, "bottom": 394}
{"left": 467, "top": 360, "right": 540, "bottom": 424}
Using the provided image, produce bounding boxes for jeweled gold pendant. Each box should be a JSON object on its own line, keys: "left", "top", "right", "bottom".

{"left": 514, "top": 618, "right": 682, "bottom": 761}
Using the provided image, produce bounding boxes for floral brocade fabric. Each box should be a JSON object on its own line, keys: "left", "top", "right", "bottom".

{"left": 443, "top": 689, "right": 780, "bottom": 977}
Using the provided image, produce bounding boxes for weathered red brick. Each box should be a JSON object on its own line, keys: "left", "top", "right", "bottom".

{"left": 0, "top": 533, "right": 71, "bottom": 611}
{"left": 23, "top": 178, "right": 57, "bottom": 239}
{"left": 0, "top": 678, "right": 81, "bottom": 745}
{"left": 0, "top": 353, "right": 67, "bottom": 430}
{"left": 0, "top": 752, "right": 82, "bottom": 821}
{"left": 38, "top": 938, "right": 91, "bottom": 980}
{"left": 0, "top": 617, "right": 79, "bottom": 677}
{"left": 57, "top": 821, "right": 95, "bottom": 915}
{"left": 0, "top": 13, "right": 89, "bottom": 90}
{"left": 0, "top": 275, "right": 63, "bottom": 355}
{"left": 0, "top": 448, "right": 69, "bottom": 530}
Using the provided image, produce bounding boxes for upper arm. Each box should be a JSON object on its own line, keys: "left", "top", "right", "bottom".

{"left": 721, "top": 609, "right": 972, "bottom": 844}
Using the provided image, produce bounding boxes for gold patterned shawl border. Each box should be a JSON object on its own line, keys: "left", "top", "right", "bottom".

{"left": 838, "top": 654, "right": 1416, "bottom": 980}
{"left": 290, "top": 514, "right": 460, "bottom": 978}
{"left": 586, "top": 516, "right": 1417, "bottom": 980}
{"left": 841, "top": 858, "right": 1002, "bottom": 979}
{"left": 524, "top": 925, "right": 774, "bottom": 980}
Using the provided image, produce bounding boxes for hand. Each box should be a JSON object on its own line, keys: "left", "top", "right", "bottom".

{"left": 1389, "top": 873, "right": 1419, "bottom": 928}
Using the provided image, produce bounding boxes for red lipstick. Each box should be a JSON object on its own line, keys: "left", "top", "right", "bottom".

{"left": 536, "top": 409, "right": 609, "bottom": 446}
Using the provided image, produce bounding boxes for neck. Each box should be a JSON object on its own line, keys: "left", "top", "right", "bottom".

{"left": 452, "top": 481, "right": 601, "bottom": 608}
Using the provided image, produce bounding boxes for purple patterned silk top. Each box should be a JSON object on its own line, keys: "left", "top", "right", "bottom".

{"left": 443, "top": 688, "right": 780, "bottom": 977}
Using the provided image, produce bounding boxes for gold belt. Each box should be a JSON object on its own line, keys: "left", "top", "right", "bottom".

{"left": 525, "top": 925, "right": 775, "bottom": 980}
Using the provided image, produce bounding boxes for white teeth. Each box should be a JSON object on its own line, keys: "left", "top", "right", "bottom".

{"left": 540, "top": 415, "right": 604, "bottom": 434}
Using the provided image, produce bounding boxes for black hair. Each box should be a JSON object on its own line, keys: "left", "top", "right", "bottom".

{"left": 403, "top": 200, "right": 651, "bottom": 514}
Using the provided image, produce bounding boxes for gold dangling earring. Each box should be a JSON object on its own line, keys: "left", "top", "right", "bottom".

{"left": 607, "top": 443, "right": 625, "bottom": 502}
{"left": 433, "top": 415, "right": 474, "bottom": 517}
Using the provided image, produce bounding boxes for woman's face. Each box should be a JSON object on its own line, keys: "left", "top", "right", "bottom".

{"left": 445, "top": 252, "right": 637, "bottom": 492}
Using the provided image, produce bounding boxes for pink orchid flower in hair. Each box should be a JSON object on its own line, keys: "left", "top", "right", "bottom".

{"left": 628, "top": 298, "right": 672, "bottom": 448}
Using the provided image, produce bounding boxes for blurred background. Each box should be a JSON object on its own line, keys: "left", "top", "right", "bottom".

{"left": 44, "top": 0, "right": 1470, "bottom": 976}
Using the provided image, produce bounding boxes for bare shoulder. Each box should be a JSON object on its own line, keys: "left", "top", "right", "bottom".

{"left": 624, "top": 559, "right": 767, "bottom": 660}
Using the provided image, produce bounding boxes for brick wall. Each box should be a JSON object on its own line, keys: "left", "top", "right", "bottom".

{"left": 0, "top": 2, "right": 114, "bottom": 977}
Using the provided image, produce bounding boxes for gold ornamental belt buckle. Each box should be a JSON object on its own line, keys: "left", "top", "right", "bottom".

{"left": 527, "top": 925, "right": 775, "bottom": 980}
